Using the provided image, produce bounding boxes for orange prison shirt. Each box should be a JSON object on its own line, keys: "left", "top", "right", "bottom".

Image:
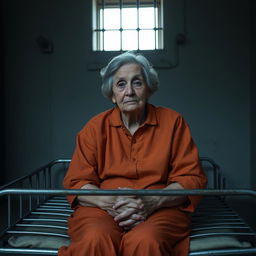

{"left": 62, "top": 103, "right": 207, "bottom": 255}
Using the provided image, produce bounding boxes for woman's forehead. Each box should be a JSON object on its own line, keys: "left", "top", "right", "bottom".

{"left": 114, "top": 63, "right": 143, "bottom": 79}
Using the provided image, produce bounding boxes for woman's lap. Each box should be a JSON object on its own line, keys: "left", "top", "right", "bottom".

{"left": 58, "top": 206, "right": 191, "bottom": 256}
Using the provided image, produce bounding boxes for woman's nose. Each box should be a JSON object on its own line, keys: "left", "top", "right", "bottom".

{"left": 125, "top": 83, "right": 134, "bottom": 95}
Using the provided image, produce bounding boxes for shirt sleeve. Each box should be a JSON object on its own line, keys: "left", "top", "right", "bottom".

{"left": 167, "top": 115, "right": 207, "bottom": 212}
{"left": 63, "top": 124, "right": 100, "bottom": 208}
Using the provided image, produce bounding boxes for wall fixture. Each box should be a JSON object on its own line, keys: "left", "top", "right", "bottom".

{"left": 36, "top": 36, "right": 54, "bottom": 54}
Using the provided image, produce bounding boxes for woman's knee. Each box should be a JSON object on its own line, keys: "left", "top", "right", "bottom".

{"left": 66, "top": 207, "right": 123, "bottom": 255}
{"left": 123, "top": 224, "right": 163, "bottom": 245}
{"left": 120, "top": 225, "right": 168, "bottom": 256}
{"left": 68, "top": 207, "right": 121, "bottom": 237}
{"left": 85, "top": 222, "right": 121, "bottom": 242}
{"left": 59, "top": 224, "right": 122, "bottom": 256}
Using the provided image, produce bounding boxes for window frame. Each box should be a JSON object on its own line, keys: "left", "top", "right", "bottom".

{"left": 92, "top": 0, "right": 164, "bottom": 51}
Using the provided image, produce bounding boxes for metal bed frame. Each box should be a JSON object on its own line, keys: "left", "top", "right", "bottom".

{"left": 0, "top": 158, "right": 256, "bottom": 255}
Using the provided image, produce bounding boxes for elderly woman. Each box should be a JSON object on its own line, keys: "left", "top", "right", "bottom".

{"left": 59, "top": 52, "right": 207, "bottom": 256}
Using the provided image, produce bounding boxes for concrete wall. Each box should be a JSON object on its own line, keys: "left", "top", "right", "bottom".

{"left": 251, "top": 0, "right": 256, "bottom": 189}
{"left": 2, "top": 0, "right": 252, "bottom": 188}
{"left": 1, "top": 11, "right": 4, "bottom": 186}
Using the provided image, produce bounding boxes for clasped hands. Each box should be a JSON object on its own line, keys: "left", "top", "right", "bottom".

{"left": 78, "top": 186, "right": 160, "bottom": 231}
{"left": 107, "top": 187, "right": 159, "bottom": 231}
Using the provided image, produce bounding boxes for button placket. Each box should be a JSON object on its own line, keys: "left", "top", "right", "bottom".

{"left": 130, "top": 133, "right": 139, "bottom": 162}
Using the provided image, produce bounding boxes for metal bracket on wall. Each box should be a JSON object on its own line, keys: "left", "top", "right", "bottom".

{"left": 36, "top": 36, "right": 54, "bottom": 54}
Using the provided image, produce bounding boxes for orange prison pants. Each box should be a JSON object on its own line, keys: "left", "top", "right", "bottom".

{"left": 58, "top": 206, "right": 191, "bottom": 256}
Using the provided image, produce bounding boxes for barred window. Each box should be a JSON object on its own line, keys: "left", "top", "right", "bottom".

{"left": 92, "top": 0, "right": 164, "bottom": 51}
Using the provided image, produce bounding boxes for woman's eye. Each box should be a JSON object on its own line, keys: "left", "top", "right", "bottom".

{"left": 117, "top": 82, "right": 126, "bottom": 88}
{"left": 133, "top": 80, "right": 142, "bottom": 87}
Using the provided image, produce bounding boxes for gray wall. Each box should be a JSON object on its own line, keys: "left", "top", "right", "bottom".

{"left": 1, "top": 11, "right": 4, "bottom": 186}
{"left": 252, "top": 0, "right": 256, "bottom": 190}
{"left": 2, "top": 0, "right": 253, "bottom": 189}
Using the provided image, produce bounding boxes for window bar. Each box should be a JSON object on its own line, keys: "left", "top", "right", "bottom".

{"left": 154, "top": 0, "right": 157, "bottom": 49}
{"left": 120, "top": 0, "right": 123, "bottom": 51}
{"left": 95, "top": 0, "right": 100, "bottom": 50}
{"left": 137, "top": 0, "right": 140, "bottom": 50}
{"left": 160, "top": 0, "right": 163, "bottom": 48}
{"left": 102, "top": 0, "right": 105, "bottom": 51}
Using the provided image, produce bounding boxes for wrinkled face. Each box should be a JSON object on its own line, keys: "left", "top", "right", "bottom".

{"left": 112, "top": 63, "right": 150, "bottom": 114}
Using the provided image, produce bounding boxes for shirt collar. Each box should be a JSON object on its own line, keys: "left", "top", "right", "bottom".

{"left": 109, "top": 103, "right": 158, "bottom": 127}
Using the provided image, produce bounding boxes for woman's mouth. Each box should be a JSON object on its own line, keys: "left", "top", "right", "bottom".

{"left": 124, "top": 100, "right": 137, "bottom": 104}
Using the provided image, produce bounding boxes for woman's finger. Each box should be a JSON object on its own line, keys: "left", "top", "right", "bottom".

{"left": 130, "top": 213, "right": 145, "bottom": 221}
{"left": 114, "top": 208, "right": 137, "bottom": 221}
{"left": 118, "top": 218, "right": 137, "bottom": 227}
{"left": 115, "top": 201, "right": 143, "bottom": 211}
{"left": 114, "top": 198, "right": 143, "bottom": 210}
{"left": 113, "top": 198, "right": 129, "bottom": 209}
{"left": 123, "top": 220, "right": 144, "bottom": 231}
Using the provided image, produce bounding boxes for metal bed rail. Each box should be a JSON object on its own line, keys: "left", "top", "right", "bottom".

{"left": 0, "top": 189, "right": 256, "bottom": 255}
{"left": 0, "top": 157, "right": 222, "bottom": 231}
{"left": 1, "top": 188, "right": 256, "bottom": 197}
{"left": 0, "top": 157, "right": 223, "bottom": 190}
{"left": 1, "top": 158, "right": 256, "bottom": 255}
{"left": 0, "top": 159, "right": 71, "bottom": 190}
{"left": 0, "top": 160, "right": 71, "bottom": 250}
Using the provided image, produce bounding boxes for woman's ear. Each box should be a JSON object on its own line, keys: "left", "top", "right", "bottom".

{"left": 111, "top": 96, "right": 116, "bottom": 104}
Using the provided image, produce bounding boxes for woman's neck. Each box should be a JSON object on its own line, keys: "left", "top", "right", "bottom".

{"left": 121, "top": 108, "right": 147, "bottom": 135}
